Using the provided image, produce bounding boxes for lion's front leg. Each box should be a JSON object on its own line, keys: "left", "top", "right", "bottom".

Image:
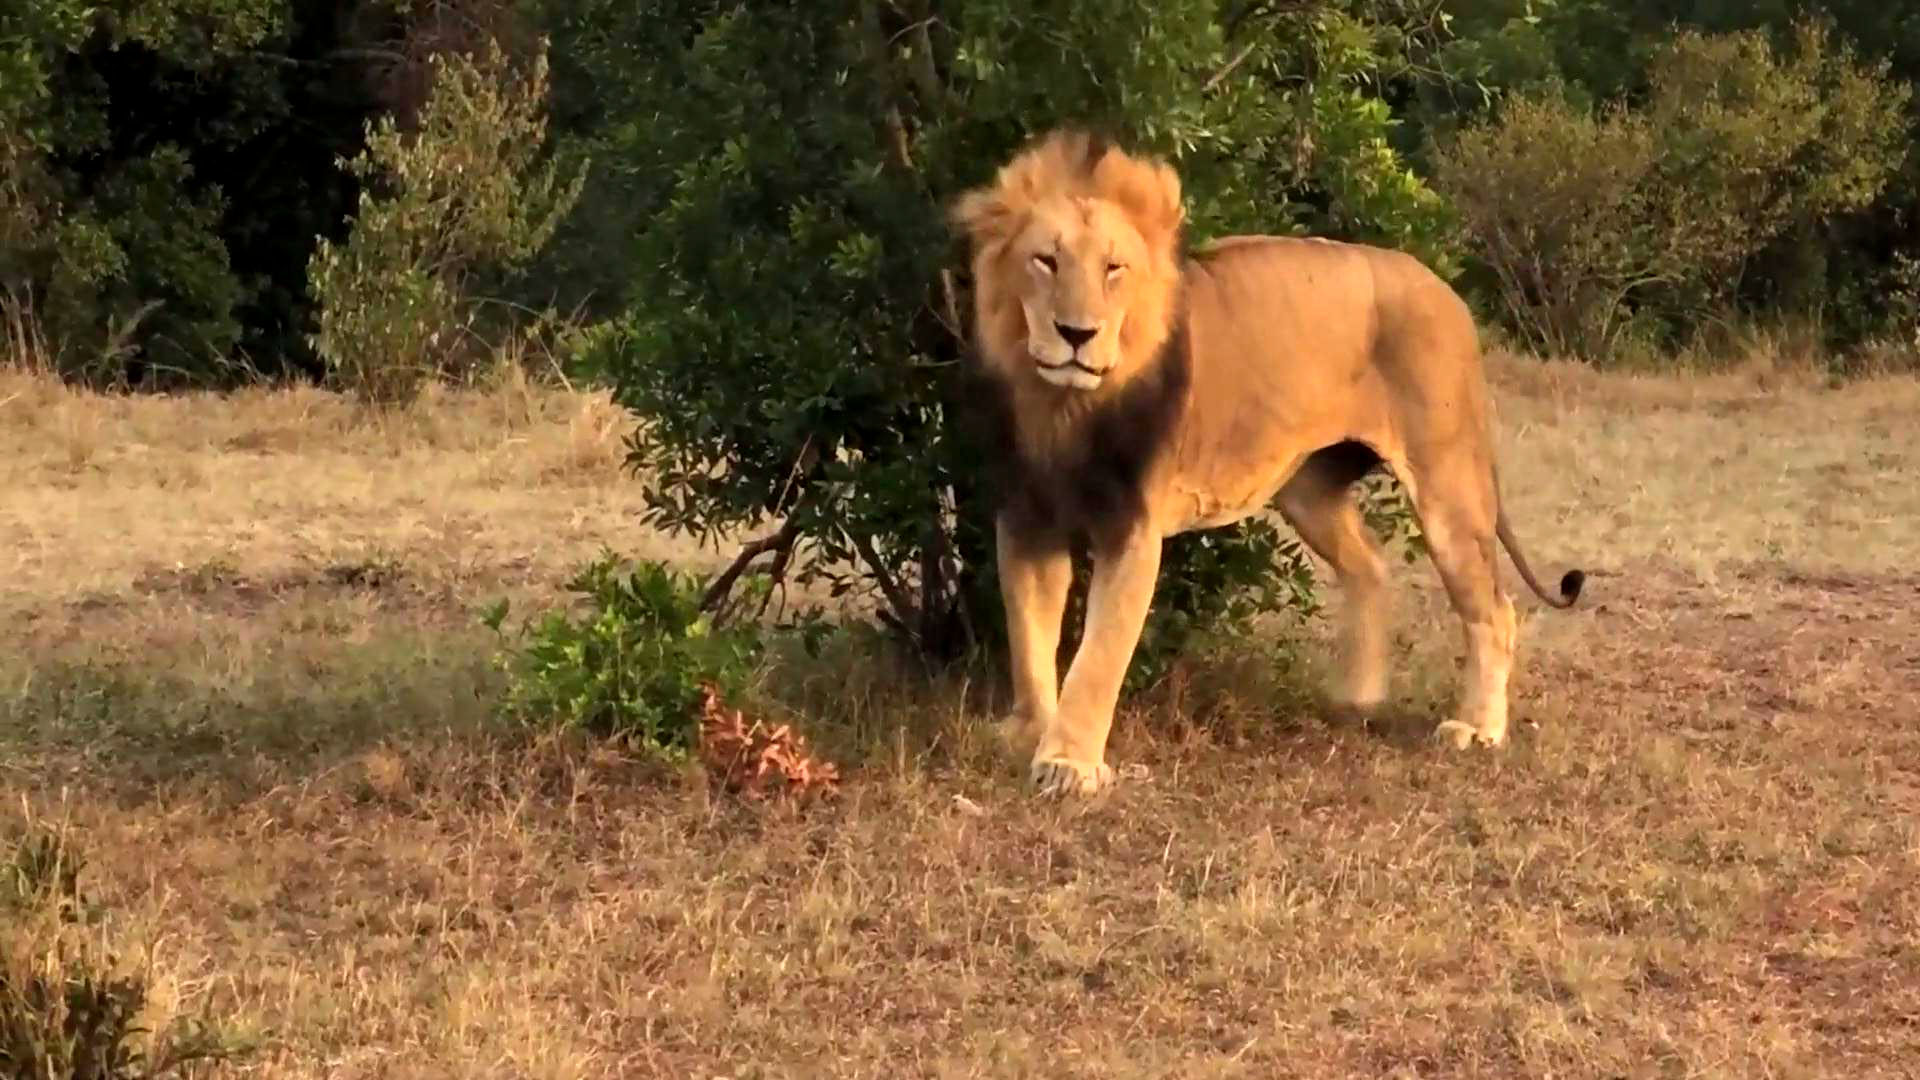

{"left": 1033, "top": 527, "right": 1162, "bottom": 797}
{"left": 996, "top": 516, "right": 1073, "bottom": 751}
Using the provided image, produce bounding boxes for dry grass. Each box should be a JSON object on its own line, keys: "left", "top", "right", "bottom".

{"left": 1, "top": 366, "right": 725, "bottom": 646}
{"left": 1485, "top": 352, "right": 1920, "bottom": 582}
{"left": 4, "top": 357, "right": 1919, "bottom": 1078}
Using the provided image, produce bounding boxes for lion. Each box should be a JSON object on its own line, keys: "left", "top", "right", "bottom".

{"left": 948, "top": 129, "right": 1585, "bottom": 797}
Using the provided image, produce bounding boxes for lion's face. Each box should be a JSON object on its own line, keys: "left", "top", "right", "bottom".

{"left": 1002, "top": 197, "right": 1154, "bottom": 390}
{"left": 951, "top": 131, "right": 1185, "bottom": 397}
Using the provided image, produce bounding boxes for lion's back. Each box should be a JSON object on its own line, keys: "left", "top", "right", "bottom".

{"left": 1191, "top": 235, "right": 1474, "bottom": 358}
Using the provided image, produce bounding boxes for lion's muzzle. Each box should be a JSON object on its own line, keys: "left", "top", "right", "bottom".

{"left": 1034, "top": 357, "right": 1107, "bottom": 390}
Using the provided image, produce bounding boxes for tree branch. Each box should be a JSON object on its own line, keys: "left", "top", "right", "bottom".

{"left": 883, "top": 105, "right": 914, "bottom": 172}
{"left": 700, "top": 521, "right": 801, "bottom": 618}
{"left": 859, "top": 1, "right": 918, "bottom": 175}
{"left": 755, "top": 539, "right": 799, "bottom": 619}
{"left": 936, "top": 268, "right": 966, "bottom": 344}
{"left": 1203, "top": 41, "right": 1260, "bottom": 94}
{"left": 898, "top": 1, "right": 950, "bottom": 110}
{"left": 917, "top": 500, "right": 946, "bottom": 646}
{"left": 845, "top": 525, "right": 917, "bottom": 638}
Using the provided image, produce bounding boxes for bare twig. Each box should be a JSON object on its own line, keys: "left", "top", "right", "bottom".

{"left": 770, "top": 435, "right": 819, "bottom": 518}
{"left": 700, "top": 521, "right": 801, "bottom": 617}
{"left": 1203, "top": 42, "right": 1260, "bottom": 94}
{"left": 918, "top": 507, "right": 944, "bottom": 646}
{"left": 937, "top": 268, "right": 966, "bottom": 345}
{"left": 755, "top": 538, "right": 799, "bottom": 620}
{"left": 845, "top": 525, "right": 917, "bottom": 638}
{"left": 901, "top": 2, "right": 950, "bottom": 110}
{"left": 943, "top": 484, "right": 978, "bottom": 656}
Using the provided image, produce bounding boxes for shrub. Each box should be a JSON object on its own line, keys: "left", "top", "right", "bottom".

{"left": 1430, "top": 85, "right": 1661, "bottom": 358}
{"left": 486, "top": 553, "right": 764, "bottom": 755}
{"left": 308, "top": 37, "right": 586, "bottom": 405}
{"left": 1433, "top": 20, "right": 1911, "bottom": 361}
{"left": 560, "top": 0, "right": 1440, "bottom": 680}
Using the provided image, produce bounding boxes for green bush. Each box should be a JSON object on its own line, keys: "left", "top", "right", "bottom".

{"left": 486, "top": 553, "right": 764, "bottom": 755}
{"left": 1432, "top": 20, "right": 1910, "bottom": 360}
{"left": 553, "top": 0, "right": 1441, "bottom": 682}
{"left": 308, "top": 37, "right": 586, "bottom": 404}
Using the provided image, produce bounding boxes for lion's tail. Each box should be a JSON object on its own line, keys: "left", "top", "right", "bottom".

{"left": 1491, "top": 465, "right": 1585, "bottom": 610}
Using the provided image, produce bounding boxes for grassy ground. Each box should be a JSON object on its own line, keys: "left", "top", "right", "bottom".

{"left": 3, "top": 356, "right": 1918, "bottom": 1078}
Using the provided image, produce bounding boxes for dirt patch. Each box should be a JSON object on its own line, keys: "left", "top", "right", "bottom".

{"left": 132, "top": 557, "right": 412, "bottom": 604}
{"left": 57, "top": 556, "right": 472, "bottom": 630}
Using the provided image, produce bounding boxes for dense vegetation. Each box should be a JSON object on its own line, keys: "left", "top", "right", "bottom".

{"left": 5, "top": 0, "right": 1917, "bottom": 666}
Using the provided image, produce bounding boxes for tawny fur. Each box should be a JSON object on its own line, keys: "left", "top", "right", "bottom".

{"left": 950, "top": 129, "right": 1585, "bottom": 797}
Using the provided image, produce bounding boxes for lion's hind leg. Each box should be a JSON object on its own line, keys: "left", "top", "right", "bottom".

{"left": 1395, "top": 451, "right": 1519, "bottom": 750}
{"left": 1277, "top": 446, "right": 1391, "bottom": 724}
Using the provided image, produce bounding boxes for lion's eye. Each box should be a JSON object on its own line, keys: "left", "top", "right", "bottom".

{"left": 1106, "top": 262, "right": 1126, "bottom": 277}
{"left": 1032, "top": 254, "right": 1057, "bottom": 274}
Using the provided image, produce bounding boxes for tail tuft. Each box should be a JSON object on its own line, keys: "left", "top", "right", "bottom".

{"left": 1559, "top": 569, "right": 1586, "bottom": 605}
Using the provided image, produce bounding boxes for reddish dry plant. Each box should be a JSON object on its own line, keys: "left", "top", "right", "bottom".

{"left": 695, "top": 682, "right": 841, "bottom": 800}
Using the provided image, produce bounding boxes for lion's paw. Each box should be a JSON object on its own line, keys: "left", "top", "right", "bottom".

{"left": 1030, "top": 757, "right": 1114, "bottom": 798}
{"left": 1433, "top": 720, "right": 1503, "bottom": 750}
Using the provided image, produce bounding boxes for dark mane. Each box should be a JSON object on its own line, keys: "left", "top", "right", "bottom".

{"left": 982, "top": 296, "right": 1192, "bottom": 552}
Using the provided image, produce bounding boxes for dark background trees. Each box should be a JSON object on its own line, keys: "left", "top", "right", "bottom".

{"left": 8, "top": 1, "right": 1912, "bottom": 387}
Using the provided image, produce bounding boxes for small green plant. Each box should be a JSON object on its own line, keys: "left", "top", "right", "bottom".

{"left": 1, "top": 822, "right": 238, "bottom": 1079}
{"left": 486, "top": 552, "right": 764, "bottom": 755}
{"left": 1358, "top": 471, "right": 1428, "bottom": 565}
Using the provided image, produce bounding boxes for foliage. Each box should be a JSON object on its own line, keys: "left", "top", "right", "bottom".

{"left": 9, "top": 0, "right": 1920, "bottom": 387}
{"left": 1101, "top": 525, "right": 1322, "bottom": 698}
{"left": 1, "top": 821, "right": 239, "bottom": 1079}
{"left": 0, "top": 0, "right": 274, "bottom": 384}
{"left": 1412, "top": 1, "right": 1920, "bottom": 353}
{"left": 485, "top": 553, "right": 764, "bottom": 755}
{"left": 0, "top": 0, "right": 400, "bottom": 385}
{"left": 560, "top": 0, "right": 1443, "bottom": 676}
{"left": 1429, "top": 86, "right": 1659, "bottom": 357}
{"left": 1432, "top": 20, "right": 1910, "bottom": 359}
{"left": 308, "top": 37, "right": 587, "bottom": 404}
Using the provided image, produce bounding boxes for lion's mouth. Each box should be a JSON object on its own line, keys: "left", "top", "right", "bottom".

{"left": 1035, "top": 359, "right": 1108, "bottom": 377}
{"left": 1033, "top": 358, "right": 1107, "bottom": 391}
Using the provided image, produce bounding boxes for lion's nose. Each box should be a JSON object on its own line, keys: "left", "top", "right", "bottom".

{"left": 1055, "top": 322, "right": 1098, "bottom": 350}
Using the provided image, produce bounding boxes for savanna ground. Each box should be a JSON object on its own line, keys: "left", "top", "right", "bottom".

{"left": 4, "top": 352, "right": 1918, "bottom": 1078}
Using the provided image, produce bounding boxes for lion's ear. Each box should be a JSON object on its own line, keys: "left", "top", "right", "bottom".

{"left": 949, "top": 186, "right": 1017, "bottom": 247}
{"left": 1094, "top": 152, "right": 1185, "bottom": 254}
{"left": 1141, "top": 160, "right": 1185, "bottom": 241}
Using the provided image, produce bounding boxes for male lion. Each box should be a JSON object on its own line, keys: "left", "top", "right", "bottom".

{"left": 949, "top": 129, "right": 1585, "bottom": 797}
